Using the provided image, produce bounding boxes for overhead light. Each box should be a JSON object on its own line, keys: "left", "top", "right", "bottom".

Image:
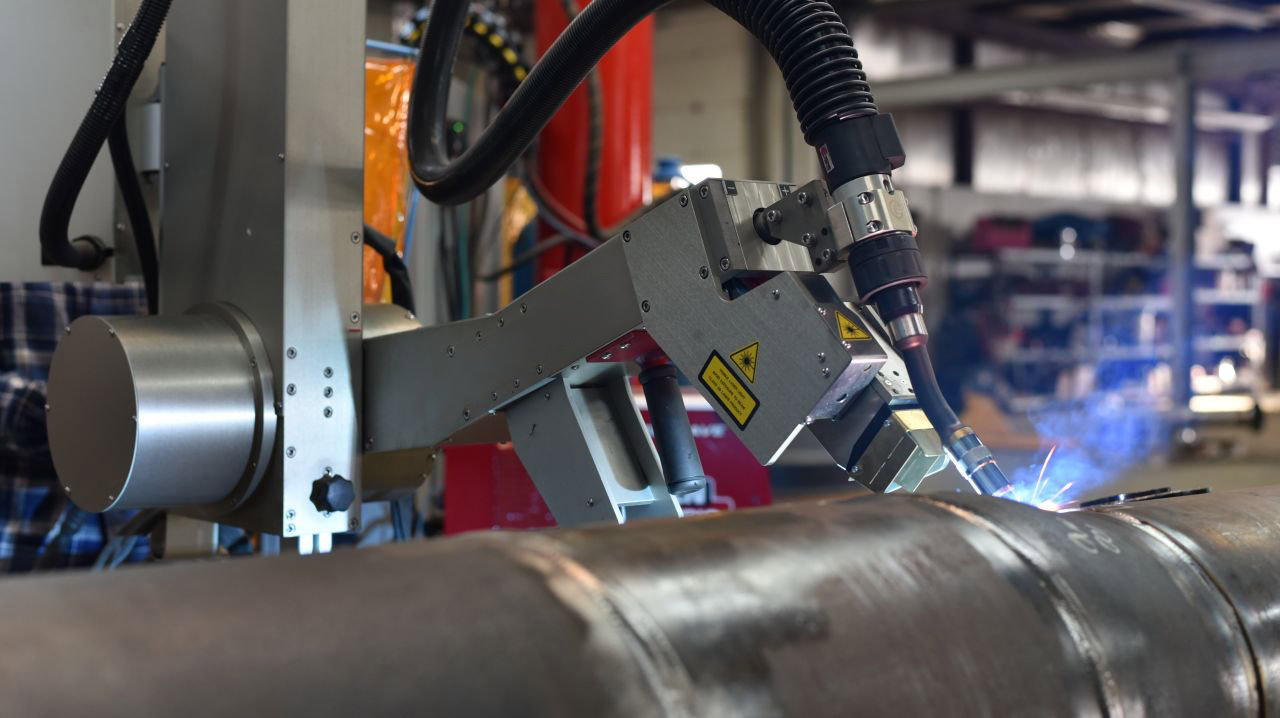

{"left": 1093, "top": 21, "right": 1145, "bottom": 45}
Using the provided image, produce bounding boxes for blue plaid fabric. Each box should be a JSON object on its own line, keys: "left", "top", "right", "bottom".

{"left": 0, "top": 282, "right": 151, "bottom": 572}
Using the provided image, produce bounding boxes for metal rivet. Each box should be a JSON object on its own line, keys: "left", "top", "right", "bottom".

{"left": 475, "top": 331, "right": 483, "bottom": 341}
{"left": 641, "top": 300, "right": 651, "bottom": 312}
{"left": 817, "top": 353, "right": 826, "bottom": 363}
{"left": 278, "top": 153, "right": 286, "bottom": 161}
{"left": 623, "top": 230, "right": 632, "bottom": 242}
{"left": 351, "top": 232, "right": 361, "bottom": 244}
{"left": 513, "top": 379, "right": 521, "bottom": 389}
{"left": 699, "top": 185, "right": 710, "bottom": 198}
{"left": 699, "top": 266, "right": 709, "bottom": 279}
{"left": 587, "top": 498, "right": 596, "bottom": 507}
{"left": 820, "top": 248, "right": 833, "bottom": 262}
{"left": 447, "top": 345, "right": 455, "bottom": 357}
{"left": 323, "top": 407, "right": 333, "bottom": 418}
{"left": 520, "top": 303, "right": 528, "bottom": 313}
{"left": 287, "top": 347, "right": 297, "bottom": 359}
{"left": 822, "top": 367, "right": 831, "bottom": 377}
{"left": 286, "top": 446, "right": 296, "bottom": 458}
{"left": 544, "top": 392, "right": 551, "bottom": 400}
{"left": 286, "top": 509, "right": 296, "bottom": 519}
{"left": 463, "top": 409, "right": 471, "bottom": 420}
{"left": 797, "top": 191, "right": 810, "bottom": 206}
{"left": 323, "top": 367, "right": 333, "bottom": 378}
{"left": 679, "top": 194, "right": 689, "bottom": 207}
{"left": 287, "top": 524, "right": 296, "bottom": 533}
{"left": 350, "top": 312, "right": 360, "bottom": 324}
{"left": 772, "top": 289, "right": 781, "bottom": 300}
{"left": 63, "top": 325, "right": 71, "bottom": 335}
{"left": 719, "top": 257, "right": 731, "bottom": 271}
{"left": 245, "top": 227, "right": 253, "bottom": 237}
{"left": 324, "top": 387, "right": 333, "bottom": 398}
{"left": 63, "top": 486, "right": 71, "bottom": 495}
{"left": 287, "top": 384, "right": 297, "bottom": 395}
{"left": 865, "top": 220, "right": 883, "bottom": 233}
{"left": 491, "top": 392, "right": 498, "bottom": 400}
{"left": 498, "top": 317, "right": 505, "bottom": 328}
{"left": 536, "top": 364, "right": 543, "bottom": 374}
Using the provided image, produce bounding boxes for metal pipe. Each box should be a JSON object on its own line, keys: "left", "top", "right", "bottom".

{"left": 0, "top": 486, "right": 1276, "bottom": 716}
{"left": 638, "top": 362, "right": 709, "bottom": 496}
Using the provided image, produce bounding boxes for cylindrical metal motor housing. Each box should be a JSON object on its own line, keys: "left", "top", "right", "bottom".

{"left": 46, "top": 303, "right": 276, "bottom": 513}
{"left": 0, "top": 486, "right": 1277, "bottom": 716}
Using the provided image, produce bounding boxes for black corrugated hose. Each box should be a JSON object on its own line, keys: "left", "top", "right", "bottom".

{"left": 363, "top": 225, "right": 417, "bottom": 315}
{"left": 408, "top": 0, "right": 876, "bottom": 206}
{"left": 107, "top": 120, "right": 160, "bottom": 314}
{"left": 39, "top": 0, "right": 172, "bottom": 272}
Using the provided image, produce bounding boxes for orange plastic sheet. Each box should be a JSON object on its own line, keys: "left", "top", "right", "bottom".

{"left": 363, "top": 58, "right": 415, "bottom": 305}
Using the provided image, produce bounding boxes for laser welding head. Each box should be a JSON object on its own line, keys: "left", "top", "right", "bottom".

{"left": 816, "top": 114, "right": 1014, "bottom": 497}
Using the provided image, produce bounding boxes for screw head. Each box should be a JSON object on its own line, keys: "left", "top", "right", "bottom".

{"left": 772, "top": 289, "right": 781, "bottom": 300}
{"left": 797, "top": 191, "right": 810, "bottom": 205}
{"left": 817, "top": 352, "right": 827, "bottom": 363}
{"left": 822, "top": 367, "right": 831, "bottom": 377}
{"left": 351, "top": 232, "right": 361, "bottom": 244}
{"left": 286, "top": 384, "right": 297, "bottom": 395}
{"left": 498, "top": 317, "right": 505, "bottom": 328}
{"left": 536, "top": 364, "right": 543, "bottom": 375}
{"left": 350, "top": 312, "right": 360, "bottom": 324}
{"left": 349, "top": 518, "right": 360, "bottom": 530}
{"left": 884, "top": 418, "right": 893, "bottom": 428}
{"left": 601, "top": 352, "right": 613, "bottom": 360}
{"left": 287, "top": 347, "right": 297, "bottom": 359}
{"left": 286, "top": 509, "right": 296, "bottom": 519}
{"left": 719, "top": 257, "right": 731, "bottom": 271}
{"left": 447, "top": 345, "right": 455, "bottom": 357}
{"left": 513, "top": 378, "right": 520, "bottom": 389}
{"left": 865, "top": 220, "right": 883, "bottom": 233}
{"left": 475, "top": 330, "right": 483, "bottom": 341}
{"left": 820, "top": 248, "right": 833, "bottom": 262}
{"left": 623, "top": 230, "right": 632, "bottom": 242}
{"left": 463, "top": 408, "right": 471, "bottom": 420}
{"left": 851, "top": 465, "right": 861, "bottom": 474}
{"left": 287, "top": 523, "right": 296, "bottom": 533}
{"left": 679, "top": 194, "right": 689, "bottom": 206}
{"left": 323, "top": 407, "right": 333, "bottom": 418}
{"left": 323, "top": 367, "right": 333, "bottom": 378}
{"left": 857, "top": 192, "right": 874, "bottom": 205}
{"left": 699, "top": 266, "right": 709, "bottom": 279}
{"left": 324, "top": 387, "right": 333, "bottom": 398}
{"left": 587, "top": 498, "right": 596, "bottom": 507}
{"left": 520, "top": 303, "right": 528, "bottom": 313}
{"left": 801, "top": 233, "right": 815, "bottom": 246}
{"left": 641, "top": 300, "right": 651, "bottom": 313}
{"left": 699, "top": 185, "right": 710, "bottom": 198}
{"left": 286, "top": 446, "right": 296, "bottom": 458}
{"left": 491, "top": 392, "right": 498, "bottom": 400}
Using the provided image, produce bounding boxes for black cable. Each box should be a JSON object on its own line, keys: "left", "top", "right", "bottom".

{"left": 408, "top": 0, "right": 874, "bottom": 206}
{"left": 477, "top": 234, "right": 599, "bottom": 282}
{"left": 108, "top": 119, "right": 159, "bottom": 314}
{"left": 40, "top": 0, "right": 172, "bottom": 270}
{"left": 363, "top": 224, "right": 417, "bottom": 314}
{"left": 900, "top": 344, "right": 961, "bottom": 441}
{"left": 558, "top": 0, "right": 605, "bottom": 241}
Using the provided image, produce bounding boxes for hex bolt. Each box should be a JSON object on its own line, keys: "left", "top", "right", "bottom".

{"left": 350, "top": 232, "right": 361, "bottom": 244}
{"left": 641, "top": 300, "right": 651, "bottom": 312}
{"left": 323, "top": 367, "right": 333, "bottom": 378}
{"left": 699, "top": 185, "right": 710, "bottom": 198}
{"left": 286, "top": 446, "right": 296, "bottom": 458}
{"left": 323, "top": 407, "right": 333, "bottom": 418}
{"left": 286, "top": 384, "right": 297, "bottom": 395}
{"left": 287, "top": 347, "right": 297, "bottom": 359}
{"left": 866, "top": 220, "right": 883, "bottom": 233}
{"left": 857, "top": 192, "right": 874, "bottom": 205}
{"left": 679, "top": 194, "right": 689, "bottom": 207}
{"left": 797, "top": 191, "right": 810, "bottom": 206}
{"left": 699, "top": 266, "right": 709, "bottom": 279}
{"left": 719, "top": 257, "right": 731, "bottom": 271}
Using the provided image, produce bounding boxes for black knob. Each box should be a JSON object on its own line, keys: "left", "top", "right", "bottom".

{"left": 310, "top": 474, "right": 354, "bottom": 513}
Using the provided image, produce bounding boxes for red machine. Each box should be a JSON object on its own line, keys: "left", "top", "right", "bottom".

{"left": 445, "top": 0, "right": 770, "bottom": 533}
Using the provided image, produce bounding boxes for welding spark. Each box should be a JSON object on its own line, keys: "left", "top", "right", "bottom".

{"left": 1042, "top": 482, "right": 1074, "bottom": 509}
{"left": 1031, "top": 445, "right": 1057, "bottom": 505}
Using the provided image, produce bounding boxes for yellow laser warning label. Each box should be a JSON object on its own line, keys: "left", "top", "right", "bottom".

{"left": 730, "top": 341, "right": 760, "bottom": 383}
{"left": 837, "top": 311, "right": 871, "bottom": 341}
{"left": 699, "top": 351, "right": 760, "bottom": 430}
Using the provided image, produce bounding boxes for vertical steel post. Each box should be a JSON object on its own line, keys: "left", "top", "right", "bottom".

{"left": 1170, "top": 56, "right": 1197, "bottom": 415}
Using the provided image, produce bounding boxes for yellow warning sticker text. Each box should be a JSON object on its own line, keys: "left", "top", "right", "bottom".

{"left": 699, "top": 352, "right": 760, "bottom": 429}
{"left": 730, "top": 341, "right": 760, "bottom": 384}
{"left": 837, "top": 311, "right": 871, "bottom": 341}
